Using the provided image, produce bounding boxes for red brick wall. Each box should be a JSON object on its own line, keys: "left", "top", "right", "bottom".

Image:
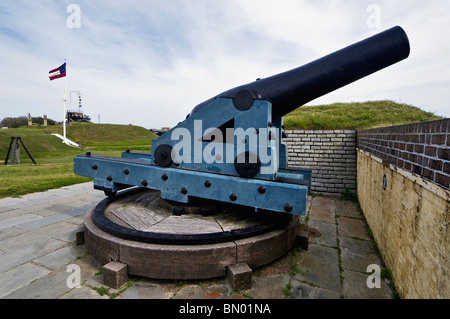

{"left": 357, "top": 119, "right": 449, "bottom": 189}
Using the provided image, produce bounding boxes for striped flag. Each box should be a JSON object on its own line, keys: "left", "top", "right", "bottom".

{"left": 49, "top": 62, "right": 66, "bottom": 81}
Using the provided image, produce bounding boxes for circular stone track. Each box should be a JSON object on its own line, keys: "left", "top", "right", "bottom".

{"left": 84, "top": 187, "right": 300, "bottom": 280}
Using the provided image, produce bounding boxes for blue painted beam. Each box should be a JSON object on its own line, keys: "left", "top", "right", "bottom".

{"left": 74, "top": 154, "right": 308, "bottom": 216}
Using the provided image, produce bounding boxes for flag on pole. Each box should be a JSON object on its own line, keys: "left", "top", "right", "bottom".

{"left": 49, "top": 62, "right": 66, "bottom": 81}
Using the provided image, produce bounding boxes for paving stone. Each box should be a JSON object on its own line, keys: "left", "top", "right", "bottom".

{"left": 0, "top": 206, "right": 13, "bottom": 213}
{"left": 76, "top": 253, "right": 103, "bottom": 277}
{"left": 33, "top": 245, "right": 86, "bottom": 270}
{"left": 337, "top": 216, "right": 370, "bottom": 240}
{"left": 0, "top": 221, "right": 78, "bottom": 251}
{"left": 0, "top": 203, "right": 54, "bottom": 218}
{"left": 0, "top": 214, "right": 43, "bottom": 230}
{"left": 59, "top": 285, "right": 108, "bottom": 299}
{"left": 308, "top": 220, "right": 337, "bottom": 247}
{"left": 41, "top": 221, "right": 82, "bottom": 243}
{"left": 84, "top": 274, "right": 106, "bottom": 289}
{"left": 295, "top": 244, "right": 341, "bottom": 292}
{"left": 15, "top": 204, "right": 93, "bottom": 231}
{"left": 119, "top": 281, "right": 171, "bottom": 299}
{"left": 49, "top": 193, "right": 100, "bottom": 206}
{"left": 46, "top": 204, "right": 78, "bottom": 213}
{"left": 0, "top": 238, "right": 68, "bottom": 274}
{"left": 173, "top": 284, "right": 231, "bottom": 299}
{"left": 342, "top": 269, "right": 393, "bottom": 299}
{"left": 21, "top": 192, "right": 64, "bottom": 204}
{"left": 289, "top": 281, "right": 341, "bottom": 299}
{"left": 0, "top": 187, "right": 394, "bottom": 300}
{"left": 0, "top": 198, "right": 32, "bottom": 209}
{"left": 245, "top": 275, "right": 291, "bottom": 299}
{"left": 339, "top": 237, "right": 384, "bottom": 273}
{"left": 3, "top": 264, "right": 74, "bottom": 299}
{"left": 310, "top": 197, "right": 336, "bottom": 224}
{"left": 335, "top": 199, "right": 364, "bottom": 219}
{"left": 0, "top": 205, "right": 43, "bottom": 221}
{"left": 80, "top": 194, "right": 107, "bottom": 203}
{"left": 65, "top": 214, "right": 86, "bottom": 227}
{"left": 0, "top": 226, "right": 26, "bottom": 241}
{"left": 60, "top": 182, "right": 94, "bottom": 192}
{"left": 0, "top": 263, "right": 50, "bottom": 298}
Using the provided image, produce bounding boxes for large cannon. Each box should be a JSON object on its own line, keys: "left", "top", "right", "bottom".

{"left": 74, "top": 26, "right": 410, "bottom": 217}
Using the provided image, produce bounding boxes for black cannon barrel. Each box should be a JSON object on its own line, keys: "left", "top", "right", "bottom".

{"left": 190, "top": 26, "right": 410, "bottom": 119}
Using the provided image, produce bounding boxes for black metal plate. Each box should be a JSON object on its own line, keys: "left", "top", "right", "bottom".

{"left": 92, "top": 187, "right": 290, "bottom": 245}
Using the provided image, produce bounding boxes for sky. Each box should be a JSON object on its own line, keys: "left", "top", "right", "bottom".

{"left": 0, "top": 0, "right": 449, "bottom": 130}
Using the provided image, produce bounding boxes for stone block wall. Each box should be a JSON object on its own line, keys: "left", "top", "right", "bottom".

{"left": 357, "top": 149, "right": 449, "bottom": 298}
{"left": 357, "top": 118, "right": 450, "bottom": 189}
{"left": 284, "top": 130, "right": 357, "bottom": 195}
{"left": 356, "top": 118, "right": 450, "bottom": 298}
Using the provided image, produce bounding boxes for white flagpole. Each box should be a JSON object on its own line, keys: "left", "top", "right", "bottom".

{"left": 62, "top": 60, "right": 67, "bottom": 142}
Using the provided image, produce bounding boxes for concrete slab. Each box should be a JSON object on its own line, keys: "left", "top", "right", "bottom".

{"left": 173, "top": 284, "right": 231, "bottom": 299}
{"left": 0, "top": 206, "right": 13, "bottom": 213}
{"left": 41, "top": 221, "right": 82, "bottom": 243}
{"left": 46, "top": 204, "right": 78, "bottom": 213}
{"left": 48, "top": 192, "right": 102, "bottom": 206}
{"left": 0, "top": 263, "right": 50, "bottom": 298}
{"left": 33, "top": 245, "right": 86, "bottom": 270}
{"left": 67, "top": 214, "right": 86, "bottom": 226}
{"left": 119, "top": 281, "right": 172, "bottom": 299}
{"left": 0, "top": 221, "right": 79, "bottom": 251}
{"left": 246, "top": 275, "right": 291, "bottom": 299}
{"left": 337, "top": 216, "right": 371, "bottom": 240}
{"left": 310, "top": 197, "right": 336, "bottom": 224}
{"left": 3, "top": 264, "right": 74, "bottom": 299}
{"left": 0, "top": 203, "right": 53, "bottom": 219}
{"left": 59, "top": 286, "right": 108, "bottom": 299}
{"left": 0, "top": 214, "right": 43, "bottom": 230}
{"left": 0, "top": 238, "right": 68, "bottom": 274}
{"left": 335, "top": 199, "right": 364, "bottom": 219}
{"left": 59, "top": 182, "right": 94, "bottom": 192}
{"left": 0, "top": 197, "right": 31, "bottom": 210}
{"left": 0, "top": 185, "right": 395, "bottom": 300}
{"left": 308, "top": 220, "right": 337, "bottom": 248}
{"left": 21, "top": 192, "right": 65, "bottom": 204}
{"left": 15, "top": 204, "right": 93, "bottom": 231}
{"left": 339, "top": 237, "right": 384, "bottom": 273}
{"left": 289, "top": 281, "right": 341, "bottom": 299}
{"left": 79, "top": 194, "right": 107, "bottom": 204}
{"left": 294, "top": 244, "right": 342, "bottom": 292}
{"left": 0, "top": 226, "right": 26, "bottom": 241}
{"left": 0, "top": 205, "right": 42, "bottom": 221}
{"left": 342, "top": 269, "right": 392, "bottom": 299}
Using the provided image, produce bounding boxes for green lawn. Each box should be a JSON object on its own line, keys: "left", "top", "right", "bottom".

{"left": 0, "top": 163, "right": 91, "bottom": 198}
{"left": 0, "top": 122, "right": 157, "bottom": 198}
{"left": 284, "top": 100, "right": 442, "bottom": 130}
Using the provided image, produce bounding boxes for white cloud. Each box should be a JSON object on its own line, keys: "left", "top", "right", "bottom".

{"left": 0, "top": 0, "right": 449, "bottom": 130}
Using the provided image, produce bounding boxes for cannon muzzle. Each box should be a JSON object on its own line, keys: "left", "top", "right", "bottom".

{"left": 191, "top": 26, "right": 410, "bottom": 119}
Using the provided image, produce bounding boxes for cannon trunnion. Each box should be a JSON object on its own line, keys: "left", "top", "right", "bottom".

{"left": 74, "top": 26, "right": 410, "bottom": 217}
